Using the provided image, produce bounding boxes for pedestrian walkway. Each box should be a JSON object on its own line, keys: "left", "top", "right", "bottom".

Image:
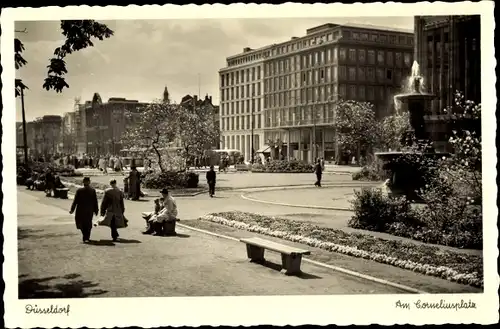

{"left": 17, "top": 189, "right": 405, "bottom": 297}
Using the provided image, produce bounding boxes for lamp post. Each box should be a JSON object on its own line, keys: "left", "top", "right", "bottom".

{"left": 20, "top": 87, "right": 29, "bottom": 167}
{"left": 251, "top": 93, "right": 255, "bottom": 164}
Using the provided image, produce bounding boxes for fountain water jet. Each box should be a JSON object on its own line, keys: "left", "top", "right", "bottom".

{"left": 375, "top": 61, "right": 447, "bottom": 200}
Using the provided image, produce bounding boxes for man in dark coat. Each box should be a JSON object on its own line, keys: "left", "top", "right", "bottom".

{"left": 206, "top": 165, "right": 216, "bottom": 197}
{"left": 70, "top": 177, "right": 99, "bottom": 243}
{"left": 314, "top": 159, "right": 323, "bottom": 187}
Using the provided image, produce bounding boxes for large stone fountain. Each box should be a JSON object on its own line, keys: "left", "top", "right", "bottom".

{"left": 375, "top": 61, "right": 447, "bottom": 201}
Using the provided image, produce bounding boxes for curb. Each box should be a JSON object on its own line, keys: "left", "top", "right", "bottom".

{"left": 241, "top": 194, "right": 352, "bottom": 211}
{"left": 177, "top": 222, "right": 428, "bottom": 294}
{"left": 240, "top": 185, "right": 360, "bottom": 211}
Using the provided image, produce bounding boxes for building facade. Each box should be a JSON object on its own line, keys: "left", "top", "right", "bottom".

{"left": 25, "top": 115, "right": 63, "bottom": 158}
{"left": 220, "top": 23, "right": 414, "bottom": 163}
{"left": 180, "top": 94, "right": 221, "bottom": 149}
{"left": 219, "top": 46, "right": 267, "bottom": 162}
{"left": 84, "top": 93, "right": 148, "bottom": 155}
{"left": 62, "top": 111, "right": 77, "bottom": 154}
{"left": 414, "top": 15, "right": 481, "bottom": 151}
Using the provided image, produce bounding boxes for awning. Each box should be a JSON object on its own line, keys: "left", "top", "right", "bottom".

{"left": 256, "top": 146, "right": 271, "bottom": 153}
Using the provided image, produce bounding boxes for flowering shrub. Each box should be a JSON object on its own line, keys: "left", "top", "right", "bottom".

{"left": 251, "top": 160, "right": 313, "bottom": 173}
{"left": 199, "top": 211, "right": 483, "bottom": 288}
{"left": 348, "top": 188, "right": 423, "bottom": 232}
{"left": 142, "top": 171, "right": 199, "bottom": 189}
{"left": 352, "top": 158, "right": 388, "bottom": 181}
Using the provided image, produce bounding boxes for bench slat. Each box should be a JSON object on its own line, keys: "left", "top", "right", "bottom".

{"left": 240, "top": 237, "right": 310, "bottom": 255}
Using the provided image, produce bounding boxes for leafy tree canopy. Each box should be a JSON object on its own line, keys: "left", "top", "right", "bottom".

{"left": 15, "top": 20, "right": 114, "bottom": 97}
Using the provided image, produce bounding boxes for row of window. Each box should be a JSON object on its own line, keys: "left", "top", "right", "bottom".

{"left": 344, "top": 30, "right": 413, "bottom": 46}
{"left": 263, "top": 49, "right": 412, "bottom": 76}
{"left": 222, "top": 135, "right": 261, "bottom": 154}
{"left": 263, "top": 84, "right": 394, "bottom": 109}
{"left": 220, "top": 99, "right": 262, "bottom": 116}
{"left": 262, "top": 66, "right": 407, "bottom": 93}
{"left": 221, "top": 49, "right": 412, "bottom": 90}
{"left": 226, "top": 28, "right": 413, "bottom": 67}
{"left": 220, "top": 84, "right": 262, "bottom": 102}
{"left": 220, "top": 114, "right": 262, "bottom": 131}
{"left": 220, "top": 67, "right": 262, "bottom": 87}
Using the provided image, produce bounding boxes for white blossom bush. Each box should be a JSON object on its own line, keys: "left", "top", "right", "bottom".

{"left": 199, "top": 212, "right": 483, "bottom": 288}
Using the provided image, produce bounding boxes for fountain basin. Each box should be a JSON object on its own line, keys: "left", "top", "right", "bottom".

{"left": 375, "top": 151, "right": 449, "bottom": 201}
{"left": 394, "top": 92, "right": 437, "bottom": 102}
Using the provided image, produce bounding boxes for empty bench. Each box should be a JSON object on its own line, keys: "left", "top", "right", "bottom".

{"left": 240, "top": 237, "right": 311, "bottom": 276}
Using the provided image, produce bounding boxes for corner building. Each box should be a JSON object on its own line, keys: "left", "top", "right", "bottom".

{"left": 414, "top": 16, "right": 481, "bottom": 152}
{"left": 219, "top": 47, "right": 267, "bottom": 162}
{"left": 220, "top": 23, "right": 414, "bottom": 163}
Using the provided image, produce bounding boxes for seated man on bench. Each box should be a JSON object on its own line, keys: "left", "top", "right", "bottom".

{"left": 142, "top": 188, "right": 178, "bottom": 236}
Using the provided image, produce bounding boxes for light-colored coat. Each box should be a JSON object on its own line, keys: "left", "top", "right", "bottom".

{"left": 151, "top": 195, "right": 177, "bottom": 223}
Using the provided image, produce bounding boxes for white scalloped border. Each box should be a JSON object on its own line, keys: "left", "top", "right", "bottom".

{"left": 200, "top": 214, "right": 483, "bottom": 288}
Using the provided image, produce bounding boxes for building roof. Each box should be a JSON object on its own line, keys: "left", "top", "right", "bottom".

{"left": 341, "top": 22, "right": 413, "bottom": 34}
{"left": 225, "top": 22, "right": 413, "bottom": 63}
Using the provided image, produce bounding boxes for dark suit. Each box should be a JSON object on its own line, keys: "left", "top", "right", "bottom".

{"left": 70, "top": 186, "right": 99, "bottom": 241}
{"left": 206, "top": 170, "right": 216, "bottom": 196}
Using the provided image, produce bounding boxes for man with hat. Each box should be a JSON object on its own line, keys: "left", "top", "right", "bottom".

{"left": 69, "top": 177, "right": 99, "bottom": 243}
{"left": 98, "top": 179, "right": 127, "bottom": 241}
{"left": 143, "top": 188, "right": 178, "bottom": 236}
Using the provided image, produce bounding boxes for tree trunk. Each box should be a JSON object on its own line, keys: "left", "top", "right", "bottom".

{"left": 152, "top": 143, "right": 165, "bottom": 173}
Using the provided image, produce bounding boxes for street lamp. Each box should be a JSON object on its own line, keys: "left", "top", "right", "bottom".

{"left": 20, "top": 87, "right": 29, "bottom": 167}
{"left": 251, "top": 93, "right": 255, "bottom": 164}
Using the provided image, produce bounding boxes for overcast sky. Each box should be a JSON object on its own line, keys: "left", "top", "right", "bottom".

{"left": 15, "top": 17, "right": 413, "bottom": 121}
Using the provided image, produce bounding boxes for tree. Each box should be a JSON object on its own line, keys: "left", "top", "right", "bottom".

{"left": 15, "top": 20, "right": 114, "bottom": 96}
{"left": 121, "top": 100, "right": 177, "bottom": 173}
{"left": 376, "top": 111, "right": 412, "bottom": 151}
{"left": 175, "top": 102, "right": 220, "bottom": 169}
{"left": 334, "top": 100, "right": 379, "bottom": 162}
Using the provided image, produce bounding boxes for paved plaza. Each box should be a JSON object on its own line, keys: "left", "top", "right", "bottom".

{"left": 17, "top": 169, "right": 481, "bottom": 297}
{"left": 18, "top": 188, "right": 410, "bottom": 297}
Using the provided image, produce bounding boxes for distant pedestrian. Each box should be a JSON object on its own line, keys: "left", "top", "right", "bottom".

{"left": 314, "top": 159, "right": 322, "bottom": 187}
{"left": 69, "top": 177, "right": 99, "bottom": 243}
{"left": 98, "top": 179, "right": 127, "bottom": 241}
{"left": 127, "top": 166, "right": 141, "bottom": 201}
{"left": 320, "top": 157, "right": 325, "bottom": 171}
{"left": 206, "top": 165, "right": 216, "bottom": 197}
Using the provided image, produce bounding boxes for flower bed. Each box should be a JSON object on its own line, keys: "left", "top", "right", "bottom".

{"left": 349, "top": 188, "right": 482, "bottom": 250}
{"left": 198, "top": 211, "right": 483, "bottom": 288}
{"left": 251, "top": 160, "right": 313, "bottom": 173}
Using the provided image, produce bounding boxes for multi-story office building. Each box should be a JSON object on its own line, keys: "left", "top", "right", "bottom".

{"left": 219, "top": 47, "right": 268, "bottom": 162}
{"left": 84, "top": 93, "right": 148, "bottom": 155}
{"left": 221, "top": 23, "right": 414, "bottom": 163}
{"left": 414, "top": 15, "right": 481, "bottom": 152}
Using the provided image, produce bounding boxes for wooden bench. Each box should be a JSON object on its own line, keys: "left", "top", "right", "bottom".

{"left": 240, "top": 237, "right": 311, "bottom": 276}
{"left": 54, "top": 188, "right": 69, "bottom": 199}
{"left": 162, "top": 218, "right": 180, "bottom": 236}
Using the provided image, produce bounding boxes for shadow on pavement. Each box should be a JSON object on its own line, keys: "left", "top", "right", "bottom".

{"left": 87, "top": 240, "right": 115, "bottom": 246}
{"left": 18, "top": 273, "right": 108, "bottom": 299}
{"left": 152, "top": 233, "right": 191, "bottom": 238}
{"left": 18, "top": 228, "right": 77, "bottom": 240}
{"left": 115, "top": 238, "right": 142, "bottom": 243}
{"left": 254, "top": 260, "right": 322, "bottom": 280}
